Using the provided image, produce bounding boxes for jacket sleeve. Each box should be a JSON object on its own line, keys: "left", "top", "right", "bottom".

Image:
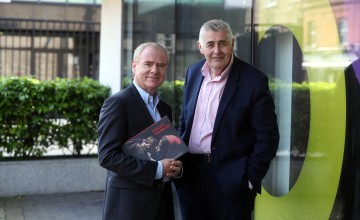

{"left": 247, "top": 75, "right": 280, "bottom": 192}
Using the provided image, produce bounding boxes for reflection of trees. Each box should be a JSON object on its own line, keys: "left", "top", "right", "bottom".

{"left": 264, "top": 80, "right": 338, "bottom": 195}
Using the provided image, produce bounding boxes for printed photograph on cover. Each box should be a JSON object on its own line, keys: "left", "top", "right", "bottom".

{"left": 122, "top": 116, "right": 188, "bottom": 161}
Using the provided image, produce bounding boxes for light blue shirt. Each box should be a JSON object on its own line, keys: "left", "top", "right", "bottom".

{"left": 133, "top": 81, "right": 161, "bottom": 122}
{"left": 133, "top": 81, "right": 163, "bottom": 179}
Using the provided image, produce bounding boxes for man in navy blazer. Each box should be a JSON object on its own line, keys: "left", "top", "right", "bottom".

{"left": 98, "top": 42, "right": 182, "bottom": 220}
{"left": 174, "top": 19, "right": 279, "bottom": 220}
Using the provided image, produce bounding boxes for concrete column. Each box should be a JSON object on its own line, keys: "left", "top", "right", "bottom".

{"left": 99, "top": 0, "right": 122, "bottom": 94}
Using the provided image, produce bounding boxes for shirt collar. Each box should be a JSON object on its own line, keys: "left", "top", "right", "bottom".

{"left": 133, "top": 81, "right": 160, "bottom": 106}
{"left": 201, "top": 54, "right": 234, "bottom": 81}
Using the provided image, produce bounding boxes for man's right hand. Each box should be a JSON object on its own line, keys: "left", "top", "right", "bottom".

{"left": 160, "top": 159, "right": 182, "bottom": 178}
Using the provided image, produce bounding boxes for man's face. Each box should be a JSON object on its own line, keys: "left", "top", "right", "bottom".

{"left": 197, "top": 30, "right": 234, "bottom": 76}
{"left": 132, "top": 47, "right": 168, "bottom": 95}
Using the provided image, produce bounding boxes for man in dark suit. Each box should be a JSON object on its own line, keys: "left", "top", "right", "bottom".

{"left": 174, "top": 19, "right": 280, "bottom": 220}
{"left": 341, "top": 58, "right": 360, "bottom": 219}
{"left": 97, "top": 42, "right": 182, "bottom": 220}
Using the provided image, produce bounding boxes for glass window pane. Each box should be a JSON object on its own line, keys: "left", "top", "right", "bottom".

{"left": 12, "top": 0, "right": 99, "bottom": 4}
{"left": 252, "top": 1, "right": 357, "bottom": 219}
{"left": 123, "top": 0, "right": 253, "bottom": 126}
{"left": 68, "top": 0, "right": 94, "bottom": 3}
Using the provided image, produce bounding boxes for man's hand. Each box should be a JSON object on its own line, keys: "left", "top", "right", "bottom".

{"left": 161, "top": 159, "right": 183, "bottom": 178}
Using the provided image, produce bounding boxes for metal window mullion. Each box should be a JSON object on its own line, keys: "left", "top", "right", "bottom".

{"left": 30, "top": 23, "right": 35, "bottom": 77}
{"left": 64, "top": 22, "right": 69, "bottom": 78}
{"left": 65, "top": 22, "right": 68, "bottom": 78}
{"left": 91, "top": 23, "right": 96, "bottom": 79}
{"left": 45, "top": 21, "right": 49, "bottom": 80}
{"left": 25, "top": 20, "right": 29, "bottom": 75}
{"left": 52, "top": 22, "right": 56, "bottom": 79}
{"left": 84, "top": 23, "right": 90, "bottom": 78}
{"left": 11, "top": 23, "right": 15, "bottom": 76}
{"left": 4, "top": 21, "right": 7, "bottom": 76}
{"left": 38, "top": 21, "right": 42, "bottom": 80}
{"left": 72, "top": 22, "right": 76, "bottom": 77}
{"left": 18, "top": 29, "right": 22, "bottom": 76}
{"left": 78, "top": 23, "right": 83, "bottom": 78}
{"left": 0, "top": 20, "right": 4, "bottom": 76}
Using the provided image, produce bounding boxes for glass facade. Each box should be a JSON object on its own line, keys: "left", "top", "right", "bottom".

{"left": 0, "top": 0, "right": 359, "bottom": 218}
{"left": 11, "top": 0, "right": 101, "bottom": 4}
{"left": 0, "top": 19, "right": 100, "bottom": 80}
{"left": 0, "top": 2, "right": 101, "bottom": 80}
{"left": 121, "top": 0, "right": 359, "bottom": 219}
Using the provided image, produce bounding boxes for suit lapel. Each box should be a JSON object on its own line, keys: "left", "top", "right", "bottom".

{"left": 129, "top": 84, "right": 154, "bottom": 124}
{"left": 212, "top": 59, "right": 241, "bottom": 138}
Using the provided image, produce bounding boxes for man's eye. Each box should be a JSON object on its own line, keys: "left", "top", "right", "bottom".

{"left": 144, "top": 63, "right": 151, "bottom": 67}
{"left": 157, "top": 64, "right": 166, "bottom": 70}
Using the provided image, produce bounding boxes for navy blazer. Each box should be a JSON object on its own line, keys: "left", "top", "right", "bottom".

{"left": 97, "top": 83, "right": 173, "bottom": 220}
{"left": 178, "top": 56, "right": 279, "bottom": 198}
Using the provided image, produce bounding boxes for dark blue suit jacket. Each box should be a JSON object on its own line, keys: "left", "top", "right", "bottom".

{"left": 97, "top": 84, "right": 174, "bottom": 220}
{"left": 178, "top": 56, "right": 279, "bottom": 199}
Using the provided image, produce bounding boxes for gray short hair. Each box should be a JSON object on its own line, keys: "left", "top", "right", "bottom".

{"left": 133, "top": 42, "right": 169, "bottom": 63}
{"left": 199, "top": 19, "right": 234, "bottom": 46}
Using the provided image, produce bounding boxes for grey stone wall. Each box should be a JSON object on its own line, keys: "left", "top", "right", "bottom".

{"left": 0, "top": 158, "right": 106, "bottom": 197}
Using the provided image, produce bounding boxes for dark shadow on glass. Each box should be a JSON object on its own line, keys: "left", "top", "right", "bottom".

{"left": 254, "top": 25, "right": 310, "bottom": 196}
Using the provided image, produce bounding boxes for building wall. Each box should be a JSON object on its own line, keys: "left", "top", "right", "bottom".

{"left": 0, "top": 3, "right": 100, "bottom": 22}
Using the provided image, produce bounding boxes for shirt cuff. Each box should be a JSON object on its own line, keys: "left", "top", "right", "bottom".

{"left": 155, "top": 161, "right": 162, "bottom": 179}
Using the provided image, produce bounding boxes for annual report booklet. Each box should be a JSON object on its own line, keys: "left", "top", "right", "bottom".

{"left": 122, "top": 116, "right": 188, "bottom": 161}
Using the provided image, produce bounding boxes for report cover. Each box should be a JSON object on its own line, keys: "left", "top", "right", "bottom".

{"left": 122, "top": 116, "right": 188, "bottom": 161}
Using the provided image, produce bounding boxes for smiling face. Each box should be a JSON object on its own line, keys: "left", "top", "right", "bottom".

{"left": 197, "top": 30, "right": 234, "bottom": 77}
{"left": 132, "top": 46, "right": 168, "bottom": 95}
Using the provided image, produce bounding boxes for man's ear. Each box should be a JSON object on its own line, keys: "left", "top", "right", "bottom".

{"left": 131, "top": 60, "right": 137, "bottom": 74}
{"left": 197, "top": 41, "right": 204, "bottom": 54}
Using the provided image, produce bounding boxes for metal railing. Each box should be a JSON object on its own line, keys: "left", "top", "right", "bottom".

{"left": 0, "top": 18, "right": 100, "bottom": 80}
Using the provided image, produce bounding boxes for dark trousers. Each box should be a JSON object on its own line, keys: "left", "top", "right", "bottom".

{"left": 175, "top": 156, "right": 255, "bottom": 220}
{"left": 154, "top": 182, "right": 175, "bottom": 220}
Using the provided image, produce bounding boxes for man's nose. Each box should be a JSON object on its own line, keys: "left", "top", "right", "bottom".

{"left": 151, "top": 64, "right": 159, "bottom": 72}
{"left": 214, "top": 44, "right": 220, "bottom": 53}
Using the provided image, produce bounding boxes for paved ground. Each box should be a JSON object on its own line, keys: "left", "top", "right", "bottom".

{"left": 0, "top": 190, "right": 182, "bottom": 220}
{"left": 0, "top": 191, "right": 103, "bottom": 220}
